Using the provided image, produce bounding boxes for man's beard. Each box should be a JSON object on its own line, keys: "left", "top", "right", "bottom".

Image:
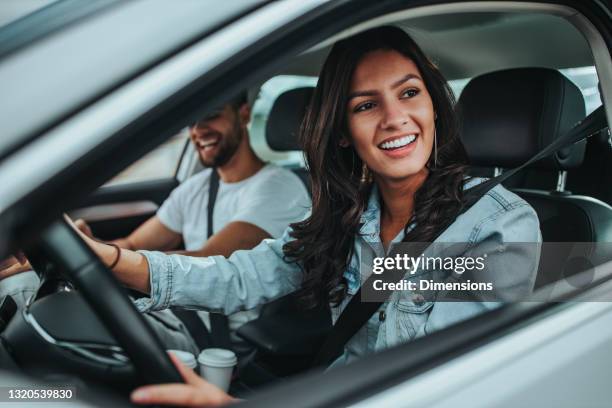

{"left": 199, "top": 119, "right": 242, "bottom": 168}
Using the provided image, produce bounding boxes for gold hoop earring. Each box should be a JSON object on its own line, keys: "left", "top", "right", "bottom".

{"left": 360, "top": 162, "right": 372, "bottom": 184}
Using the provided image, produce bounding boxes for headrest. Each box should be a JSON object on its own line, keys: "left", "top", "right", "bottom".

{"left": 266, "top": 87, "right": 314, "bottom": 151}
{"left": 457, "top": 68, "right": 586, "bottom": 170}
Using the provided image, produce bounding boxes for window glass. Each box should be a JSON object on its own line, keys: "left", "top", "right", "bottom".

{"left": 447, "top": 78, "right": 470, "bottom": 99}
{"left": 105, "top": 131, "right": 189, "bottom": 187}
{"left": 560, "top": 66, "right": 602, "bottom": 114}
{"left": 250, "top": 75, "right": 318, "bottom": 167}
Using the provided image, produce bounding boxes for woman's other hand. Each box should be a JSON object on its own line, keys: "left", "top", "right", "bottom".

{"left": 0, "top": 253, "right": 31, "bottom": 280}
{"left": 130, "top": 352, "right": 236, "bottom": 407}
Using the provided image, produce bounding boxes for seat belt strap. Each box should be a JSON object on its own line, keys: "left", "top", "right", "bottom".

{"left": 172, "top": 308, "right": 213, "bottom": 350}
{"left": 207, "top": 169, "right": 220, "bottom": 238}
{"left": 174, "top": 169, "right": 233, "bottom": 351}
{"left": 206, "top": 170, "right": 233, "bottom": 350}
{"left": 313, "top": 106, "right": 608, "bottom": 367}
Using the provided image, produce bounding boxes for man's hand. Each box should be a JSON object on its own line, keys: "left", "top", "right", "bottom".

{"left": 0, "top": 253, "right": 31, "bottom": 280}
{"left": 74, "top": 218, "right": 94, "bottom": 239}
{"left": 130, "top": 353, "right": 236, "bottom": 407}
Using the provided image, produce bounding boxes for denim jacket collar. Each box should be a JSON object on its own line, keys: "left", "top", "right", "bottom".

{"left": 359, "top": 185, "right": 415, "bottom": 245}
{"left": 360, "top": 176, "right": 487, "bottom": 246}
{"left": 359, "top": 185, "right": 381, "bottom": 241}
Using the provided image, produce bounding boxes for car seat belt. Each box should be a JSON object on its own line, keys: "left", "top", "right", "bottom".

{"left": 206, "top": 171, "right": 233, "bottom": 351}
{"left": 313, "top": 106, "right": 608, "bottom": 368}
{"left": 173, "top": 169, "right": 233, "bottom": 351}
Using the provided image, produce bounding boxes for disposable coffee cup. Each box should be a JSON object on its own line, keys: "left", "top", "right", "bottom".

{"left": 167, "top": 349, "right": 198, "bottom": 372}
{"left": 197, "top": 348, "right": 237, "bottom": 392}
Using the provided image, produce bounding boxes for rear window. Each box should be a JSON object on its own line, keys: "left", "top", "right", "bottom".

{"left": 105, "top": 131, "right": 188, "bottom": 186}
{"left": 250, "top": 75, "right": 317, "bottom": 167}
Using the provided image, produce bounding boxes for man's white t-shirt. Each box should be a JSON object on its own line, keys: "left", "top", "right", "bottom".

{"left": 156, "top": 164, "right": 310, "bottom": 334}
{"left": 157, "top": 164, "right": 310, "bottom": 251}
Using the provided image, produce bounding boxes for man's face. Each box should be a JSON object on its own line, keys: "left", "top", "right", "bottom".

{"left": 190, "top": 104, "right": 243, "bottom": 167}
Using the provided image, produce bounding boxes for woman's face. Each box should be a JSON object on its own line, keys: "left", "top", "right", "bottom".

{"left": 346, "top": 50, "right": 435, "bottom": 182}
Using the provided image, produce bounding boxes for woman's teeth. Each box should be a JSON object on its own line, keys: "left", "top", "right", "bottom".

{"left": 379, "top": 135, "right": 417, "bottom": 150}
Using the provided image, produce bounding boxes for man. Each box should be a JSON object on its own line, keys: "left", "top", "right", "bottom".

{"left": 93, "top": 93, "right": 308, "bottom": 258}
{"left": 0, "top": 92, "right": 311, "bottom": 356}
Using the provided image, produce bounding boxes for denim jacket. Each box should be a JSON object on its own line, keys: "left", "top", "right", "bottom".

{"left": 136, "top": 178, "right": 541, "bottom": 367}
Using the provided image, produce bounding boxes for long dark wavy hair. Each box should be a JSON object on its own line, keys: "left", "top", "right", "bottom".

{"left": 284, "top": 26, "right": 469, "bottom": 309}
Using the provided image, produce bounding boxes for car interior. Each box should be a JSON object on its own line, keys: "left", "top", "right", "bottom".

{"left": 0, "top": 1, "right": 610, "bottom": 406}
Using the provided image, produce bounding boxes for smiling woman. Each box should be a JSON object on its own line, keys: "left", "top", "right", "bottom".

{"left": 287, "top": 26, "right": 472, "bottom": 307}
{"left": 61, "top": 25, "right": 542, "bottom": 407}
{"left": 348, "top": 54, "right": 434, "bottom": 177}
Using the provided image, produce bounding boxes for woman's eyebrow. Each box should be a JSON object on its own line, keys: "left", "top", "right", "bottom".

{"left": 348, "top": 89, "right": 377, "bottom": 100}
{"left": 391, "top": 73, "right": 422, "bottom": 88}
{"left": 348, "top": 73, "right": 423, "bottom": 100}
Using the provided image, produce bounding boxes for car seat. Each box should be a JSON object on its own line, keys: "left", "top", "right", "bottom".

{"left": 458, "top": 68, "right": 612, "bottom": 288}
{"left": 266, "top": 87, "right": 314, "bottom": 192}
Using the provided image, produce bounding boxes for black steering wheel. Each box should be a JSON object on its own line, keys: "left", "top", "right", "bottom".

{"left": 32, "top": 217, "right": 183, "bottom": 385}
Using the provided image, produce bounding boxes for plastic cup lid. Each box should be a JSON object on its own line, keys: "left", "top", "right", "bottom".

{"left": 167, "top": 349, "right": 197, "bottom": 369}
{"left": 198, "top": 348, "right": 237, "bottom": 368}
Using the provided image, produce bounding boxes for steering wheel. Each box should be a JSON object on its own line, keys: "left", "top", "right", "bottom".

{"left": 32, "top": 217, "right": 183, "bottom": 385}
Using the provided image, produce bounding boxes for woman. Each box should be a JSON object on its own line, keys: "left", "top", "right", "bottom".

{"left": 75, "top": 26, "right": 541, "bottom": 405}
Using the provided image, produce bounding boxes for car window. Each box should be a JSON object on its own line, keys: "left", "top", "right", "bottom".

{"left": 250, "top": 75, "right": 318, "bottom": 167}
{"left": 560, "top": 66, "right": 603, "bottom": 114}
{"left": 105, "top": 131, "right": 189, "bottom": 186}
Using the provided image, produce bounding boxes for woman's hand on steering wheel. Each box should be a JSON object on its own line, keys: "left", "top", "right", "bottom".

{"left": 130, "top": 352, "right": 236, "bottom": 407}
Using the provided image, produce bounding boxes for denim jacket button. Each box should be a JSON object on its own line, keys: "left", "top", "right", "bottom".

{"left": 413, "top": 294, "right": 425, "bottom": 305}
{"left": 379, "top": 310, "right": 386, "bottom": 322}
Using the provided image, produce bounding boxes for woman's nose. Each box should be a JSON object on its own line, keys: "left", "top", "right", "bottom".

{"left": 379, "top": 100, "right": 410, "bottom": 130}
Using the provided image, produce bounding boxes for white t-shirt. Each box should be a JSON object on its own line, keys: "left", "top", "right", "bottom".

{"left": 157, "top": 164, "right": 310, "bottom": 335}
{"left": 157, "top": 164, "right": 310, "bottom": 251}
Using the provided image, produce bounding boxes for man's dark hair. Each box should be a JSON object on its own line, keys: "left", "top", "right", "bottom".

{"left": 230, "top": 91, "right": 248, "bottom": 108}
